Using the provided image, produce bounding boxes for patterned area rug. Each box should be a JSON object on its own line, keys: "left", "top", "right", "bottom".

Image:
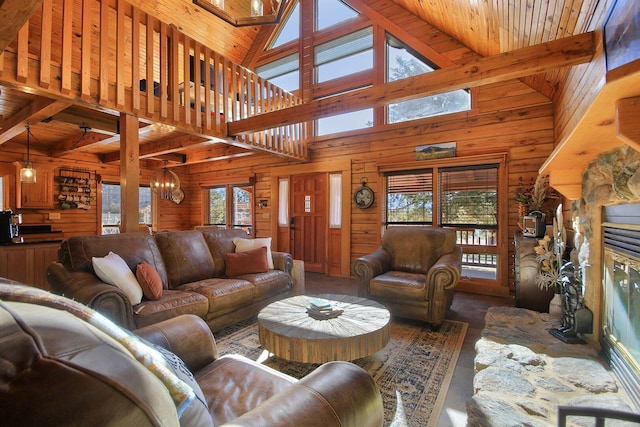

{"left": 214, "top": 317, "right": 468, "bottom": 427}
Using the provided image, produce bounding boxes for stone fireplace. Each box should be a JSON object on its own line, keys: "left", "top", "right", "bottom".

{"left": 571, "top": 144, "right": 640, "bottom": 408}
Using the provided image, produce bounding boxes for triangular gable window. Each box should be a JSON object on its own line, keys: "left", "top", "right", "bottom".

{"left": 316, "top": 0, "right": 359, "bottom": 31}
{"left": 386, "top": 34, "right": 470, "bottom": 124}
{"left": 270, "top": 2, "right": 300, "bottom": 49}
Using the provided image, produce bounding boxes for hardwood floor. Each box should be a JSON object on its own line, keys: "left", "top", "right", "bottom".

{"left": 304, "top": 272, "right": 515, "bottom": 427}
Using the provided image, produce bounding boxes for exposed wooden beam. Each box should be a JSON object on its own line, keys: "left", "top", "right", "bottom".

{"left": 183, "top": 145, "right": 255, "bottom": 166}
{"left": 49, "top": 131, "right": 111, "bottom": 157}
{"left": 229, "top": 32, "right": 596, "bottom": 135}
{"left": 616, "top": 97, "right": 640, "bottom": 153}
{"left": 51, "top": 106, "right": 121, "bottom": 135}
{"left": 0, "top": 97, "right": 70, "bottom": 144}
{"left": 101, "top": 134, "right": 217, "bottom": 163}
{"left": 0, "top": 0, "right": 42, "bottom": 52}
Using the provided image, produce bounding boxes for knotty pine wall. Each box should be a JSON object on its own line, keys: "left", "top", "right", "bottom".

{"left": 0, "top": 141, "right": 192, "bottom": 237}
{"left": 185, "top": 78, "right": 555, "bottom": 294}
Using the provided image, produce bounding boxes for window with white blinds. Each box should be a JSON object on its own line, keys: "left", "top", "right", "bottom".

{"left": 315, "top": 27, "right": 373, "bottom": 82}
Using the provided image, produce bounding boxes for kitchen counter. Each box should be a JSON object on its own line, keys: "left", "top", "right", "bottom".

{"left": 0, "top": 241, "right": 61, "bottom": 290}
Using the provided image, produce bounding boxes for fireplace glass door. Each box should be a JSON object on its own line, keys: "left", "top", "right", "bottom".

{"left": 603, "top": 247, "right": 640, "bottom": 375}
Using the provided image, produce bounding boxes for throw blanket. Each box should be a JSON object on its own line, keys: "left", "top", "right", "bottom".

{"left": 0, "top": 282, "right": 195, "bottom": 417}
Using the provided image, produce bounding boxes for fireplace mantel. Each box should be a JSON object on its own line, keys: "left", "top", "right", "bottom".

{"left": 540, "top": 60, "right": 640, "bottom": 200}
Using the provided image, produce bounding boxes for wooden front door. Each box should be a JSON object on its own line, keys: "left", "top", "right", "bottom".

{"left": 290, "top": 173, "right": 327, "bottom": 273}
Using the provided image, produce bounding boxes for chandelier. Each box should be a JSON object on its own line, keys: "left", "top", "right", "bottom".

{"left": 150, "top": 161, "right": 181, "bottom": 200}
{"left": 193, "top": 0, "right": 287, "bottom": 27}
{"left": 20, "top": 124, "right": 37, "bottom": 184}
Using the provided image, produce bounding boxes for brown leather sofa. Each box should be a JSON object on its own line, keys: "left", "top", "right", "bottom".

{"left": 47, "top": 228, "right": 294, "bottom": 331}
{"left": 0, "top": 282, "right": 384, "bottom": 427}
{"left": 351, "top": 227, "right": 462, "bottom": 326}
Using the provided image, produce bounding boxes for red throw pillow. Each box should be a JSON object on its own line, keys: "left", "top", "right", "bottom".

{"left": 224, "top": 246, "right": 269, "bottom": 277}
{"left": 136, "top": 261, "right": 163, "bottom": 300}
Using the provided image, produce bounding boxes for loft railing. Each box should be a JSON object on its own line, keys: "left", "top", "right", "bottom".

{"left": 0, "top": 0, "right": 307, "bottom": 161}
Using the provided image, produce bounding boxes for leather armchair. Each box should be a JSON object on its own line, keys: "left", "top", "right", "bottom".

{"left": 0, "top": 282, "right": 384, "bottom": 427}
{"left": 352, "top": 227, "right": 462, "bottom": 326}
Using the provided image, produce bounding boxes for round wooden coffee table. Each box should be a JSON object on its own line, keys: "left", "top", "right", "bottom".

{"left": 257, "top": 294, "right": 390, "bottom": 363}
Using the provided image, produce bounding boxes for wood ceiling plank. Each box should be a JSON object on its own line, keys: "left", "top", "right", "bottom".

{"left": 0, "top": 97, "right": 70, "bottom": 144}
{"left": 0, "top": 0, "right": 43, "bottom": 52}
{"left": 229, "top": 31, "right": 596, "bottom": 135}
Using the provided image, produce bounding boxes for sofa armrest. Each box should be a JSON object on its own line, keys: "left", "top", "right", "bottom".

{"left": 46, "top": 262, "right": 135, "bottom": 329}
{"left": 351, "top": 249, "right": 391, "bottom": 284}
{"left": 272, "top": 251, "right": 293, "bottom": 275}
{"left": 224, "top": 361, "right": 383, "bottom": 427}
{"left": 427, "top": 245, "right": 462, "bottom": 290}
{"left": 135, "top": 314, "right": 218, "bottom": 372}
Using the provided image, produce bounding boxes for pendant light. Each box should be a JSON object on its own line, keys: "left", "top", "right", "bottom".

{"left": 150, "top": 160, "right": 180, "bottom": 200}
{"left": 20, "top": 124, "right": 37, "bottom": 184}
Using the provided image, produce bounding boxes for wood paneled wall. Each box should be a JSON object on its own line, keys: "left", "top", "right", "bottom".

{"left": 0, "top": 141, "right": 192, "bottom": 237}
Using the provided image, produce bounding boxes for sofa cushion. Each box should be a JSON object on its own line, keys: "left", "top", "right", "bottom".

{"left": 181, "top": 278, "right": 255, "bottom": 317}
{"left": 235, "top": 270, "right": 292, "bottom": 302}
{"left": 92, "top": 252, "right": 143, "bottom": 304}
{"left": 154, "top": 231, "right": 216, "bottom": 288}
{"left": 133, "top": 289, "right": 209, "bottom": 329}
{"left": 59, "top": 233, "right": 169, "bottom": 289}
{"left": 224, "top": 246, "right": 269, "bottom": 277}
{"left": 200, "top": 228, "right": 251, "bottom": 277}
{"left": 136, "top": 261, "right": 163, "bottom": 300}
{"left": 233, "top": 237, "right": 274, "bottom": 269}
{"left": 370, "top": 271, "right": 426, "bottom": 300}
{"left": 0, "top": 300, "right": 181, "bottom": 427}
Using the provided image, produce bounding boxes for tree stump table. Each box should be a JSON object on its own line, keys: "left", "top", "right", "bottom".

{"left": 257, "top": 294, "right": 391, "bottom": 363}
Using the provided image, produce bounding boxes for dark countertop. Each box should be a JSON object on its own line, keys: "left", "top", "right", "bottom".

{"left": 0, "top": 239, "right": 63, "bottom": 246}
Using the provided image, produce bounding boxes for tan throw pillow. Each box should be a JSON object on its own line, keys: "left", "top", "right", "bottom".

{"left": 136, "top": 261, "right": 163, "bottom": 300}
{"left": 224, "top": 246, "right": 269, "bottom": 277}
{"left": 232, "top": 237, "right": 274, "bottom": 269}
{"left": 92, "top": 252, "right": 143, "bottom": 304}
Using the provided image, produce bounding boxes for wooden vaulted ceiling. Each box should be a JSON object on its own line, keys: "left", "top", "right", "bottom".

{"left": 0, "top": 0, "right": 604, "bottom": 169}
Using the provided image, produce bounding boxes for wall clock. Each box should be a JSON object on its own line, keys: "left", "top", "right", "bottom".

{"left": 354, "top": 179, "right": 374, "bottom": 209}
{"left": 171, "top": 188, "right": 185, "bottom": 205}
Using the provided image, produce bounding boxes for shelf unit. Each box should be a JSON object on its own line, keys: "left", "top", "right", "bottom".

{"left": 57, "top": 168, "right": 96, "bottom": 210}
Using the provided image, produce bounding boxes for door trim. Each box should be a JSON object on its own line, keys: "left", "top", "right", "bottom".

{"left": 271, "top": 159, "right": 352, "bottom": 277}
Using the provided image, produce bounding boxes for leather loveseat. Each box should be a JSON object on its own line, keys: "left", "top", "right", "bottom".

{"left": 47, "top": 228, "right": 295, "bottom": 331}
{"left": 351, "top": 226, "right": 462, "bottom": 326}
{"left": 0, "top": 282, "right": 384, "bottom": 427}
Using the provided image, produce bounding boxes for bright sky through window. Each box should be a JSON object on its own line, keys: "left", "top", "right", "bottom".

{"left": 271, "top": 2, "right": 300, "bottom": 48}
{"left": 316, "top": 0, "right": 358, "bottom": 30}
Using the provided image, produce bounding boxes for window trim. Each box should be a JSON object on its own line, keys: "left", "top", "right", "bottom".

{"left": 201, "top": 180, "right": 255, "bottom": 235}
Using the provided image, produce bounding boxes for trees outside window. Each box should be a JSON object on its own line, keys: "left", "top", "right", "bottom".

{"left": 101, "top": 183, "right": 151, "bottom": 234}
{"left": 206, "top": 184, "right": 253, "bottom": 234}
{"left": 385, "top": 164, "right": 499, "bottom": 281}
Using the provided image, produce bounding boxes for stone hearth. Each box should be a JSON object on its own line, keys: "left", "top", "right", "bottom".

{"left": 467, "top": 307, "right": 635, "bottom": 426}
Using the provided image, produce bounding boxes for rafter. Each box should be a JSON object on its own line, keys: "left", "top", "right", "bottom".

{"left": 229, "top": 31, "right": 596, "bottom": 135}
{"left": 0, "top": 97, "right": 70, "bottom": 144}
{"left": 101, "top": 133, "right": 218, "bottom": 163}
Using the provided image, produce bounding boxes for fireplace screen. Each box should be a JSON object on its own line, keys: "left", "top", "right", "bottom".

{"left": 603, "top": 240, "right": 640, "bottom": 377}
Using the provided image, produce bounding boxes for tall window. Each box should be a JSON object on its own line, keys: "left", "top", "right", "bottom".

{"left": 385, "top": 164, "right": 499, "bottom": 281}
{"left": 315, "top": 27, "right": 373, "bottom": 83}
{"left": 256, "top": 53, "right": 299, "bottom": 92}
{"left": 205, "top": 184, "right": 253, "bottom": 234}
{"left": 101, "top": 184, "right": 152, "bottom": 234}
{"left": 386, "top": 34, "right": 470, "bottom": 123}
{"left": 316, "top": 0, "right": 358, "bottom": 30}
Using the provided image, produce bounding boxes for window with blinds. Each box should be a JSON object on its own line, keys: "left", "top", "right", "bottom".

{"left": 439, "top": 165, "right": 498, "bottom": 228}
{"left": 386, "top": 170, "right": 433, "bottom": 224}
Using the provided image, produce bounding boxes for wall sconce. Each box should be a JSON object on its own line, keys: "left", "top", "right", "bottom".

{"left": 150, "top": 160, "right": 181, "bottom": 200}
{"left": 193, "top": 0, "right": 287, "bottom": 27}
{"left": 20, "top": 124, "right": 37, "bottom": 184}
{"left": 259, "top": 199, "right": 269, "bottom": 208}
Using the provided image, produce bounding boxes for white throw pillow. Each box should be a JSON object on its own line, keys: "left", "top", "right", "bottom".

{"left": 92, "top": 252, "right": 143, "bottom": 304}
{"left": 232, "top": 237, "right": 274, "bottom": 269}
